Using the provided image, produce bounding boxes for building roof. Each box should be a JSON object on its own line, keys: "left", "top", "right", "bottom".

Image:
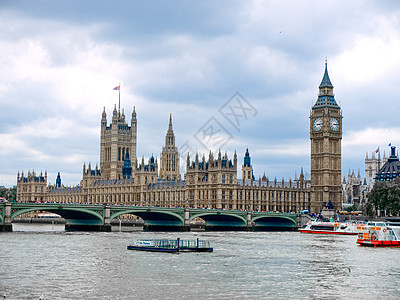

{"left": 375, "top": 146, "right": 400, "bottom": 181}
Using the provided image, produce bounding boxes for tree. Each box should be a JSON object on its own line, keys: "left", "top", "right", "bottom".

{"left": 0, "top": 186, "right": 17, "bottom": 202}
{"left": 367, "top": 178, "right": 400, "bottom": 216}
{"left": 345, "top": 204, "right": 358, "bottom": 212}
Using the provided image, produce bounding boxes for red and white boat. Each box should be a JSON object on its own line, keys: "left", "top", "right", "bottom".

{"left": 299, "top": 220, "right": 363, "bottom": 235}
{"left": 357, "top": 221, "right": 400, "bottom": 247}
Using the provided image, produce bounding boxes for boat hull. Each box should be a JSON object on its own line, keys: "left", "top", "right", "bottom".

{"left": 299, "top": 229, "right": 358, "bottom": 235}
{"left": 357, "top": 239, "right": 400, "bottom": 247}
{"left": 127, "top": 245, "right": 213, "bottom": 252}
{"left": 127, "top": 245, "right": 178, "bottom": 252}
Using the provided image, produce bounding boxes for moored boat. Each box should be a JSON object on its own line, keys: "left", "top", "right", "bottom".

{"left": 299, "top": 220, "right": 363, "bottom": 235}
{"left": 357, "top": 221, "right": 400, "bottom": 247}
{"left": 127, "top": 238, "right": 213, "bottom": 252}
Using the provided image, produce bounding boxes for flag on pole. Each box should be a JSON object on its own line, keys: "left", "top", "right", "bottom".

{"left": 375, "top": 147, "right": 379, "bottom": 153}
{"left": 388, "top": 143, "right": 392, "bottom": 147}
{"left": 113, "top": 86, "right": 120, "bottom": 90}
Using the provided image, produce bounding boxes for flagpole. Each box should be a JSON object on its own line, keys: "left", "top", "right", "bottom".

{"left": 378, "top": 147, "right": 380, "bottom": 172}
{"left": 119, "top": 83, "right": 121, "bottom": 110}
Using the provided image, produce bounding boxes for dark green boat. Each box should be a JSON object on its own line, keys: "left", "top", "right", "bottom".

{"left": 127, "top": 238, "right": 213, "bottom": 253}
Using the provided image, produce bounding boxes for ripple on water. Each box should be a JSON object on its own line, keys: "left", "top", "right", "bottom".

{"left": 1, "top": 227, "right": 400, "bottom": 299}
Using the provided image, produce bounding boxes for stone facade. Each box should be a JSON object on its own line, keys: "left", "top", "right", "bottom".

{"left": 16, "top": 170, "right": 47, "bottom": 203}
{"left": 310, "top": 61, "right": 342, "bottom": 213}
{"left": 365, "top": 150, "right": 389, "bottom": 181}
{"left": 340, "top": 149, "right": 390, "bottom": 209}
{"left": 100, "top": 105, "right": 137, "bottom": 180}
{"left": 341, "top": 170, "right": 372, "bottom": 208}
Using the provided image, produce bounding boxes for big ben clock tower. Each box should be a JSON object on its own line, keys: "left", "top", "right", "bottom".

{"left": 310, "top": 61, "right": 342, "bottom": 213}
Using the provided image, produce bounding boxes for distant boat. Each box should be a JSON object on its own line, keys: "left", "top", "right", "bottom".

{"left": 127, "top": 238, "right": 213, "bottom": 252}
{"left": 357, "top": 221, "right": 400, "bottom": 247}
{"left": 299, "top": 220, "right": 363, "bottom": 235}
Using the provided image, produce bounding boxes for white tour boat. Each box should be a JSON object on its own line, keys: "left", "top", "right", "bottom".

{"left": 299, "top": 220, "right": 364, "bottom": 235}
{"left": 357, "top": 221, "right": 400, "bottom": 247}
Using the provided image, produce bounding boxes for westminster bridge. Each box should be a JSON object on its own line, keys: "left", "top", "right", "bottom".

{"left": 0, "top": 202, "right": 300, "bottom": 232}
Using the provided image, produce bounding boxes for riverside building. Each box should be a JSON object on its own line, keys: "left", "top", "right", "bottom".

{"left": 17, "top": 63, "right": 343, "bottom": 213}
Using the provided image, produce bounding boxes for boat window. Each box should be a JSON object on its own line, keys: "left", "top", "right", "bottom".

{"left": 311, "top": 225, "right": 334, "bottom": 231}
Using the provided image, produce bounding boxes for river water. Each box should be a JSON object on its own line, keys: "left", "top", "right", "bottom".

{"left": 1, "top": 224, "right": 400, "bottom": 300}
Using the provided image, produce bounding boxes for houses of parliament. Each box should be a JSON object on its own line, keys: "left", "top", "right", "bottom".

{"left": 16, "top": 63, "right": 343, "bottom": 214}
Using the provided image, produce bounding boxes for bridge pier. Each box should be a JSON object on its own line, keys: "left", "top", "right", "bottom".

{"left": 102, "top": 205, "right": 111, "bottom": 232}
{"left": 183, "top": 208, "right": 190, "bottom": 231}
{"left": 246, "top": 210, "right": 254, "bottom": 231}
{"left": 0, "top": 203, "right": 12, "bottom": 232}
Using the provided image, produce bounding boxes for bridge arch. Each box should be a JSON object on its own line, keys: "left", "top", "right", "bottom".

{"left": 10, "top": 206, "right": 104, "bottom": 225}
{"left": 251, "top": 215, "right": 297, "bottom": 229}
{"left": 190, "top": 212, "right": 247, "bottom": 227}
{"left": 110, "top": 209, "right": 185, "bottom": 227}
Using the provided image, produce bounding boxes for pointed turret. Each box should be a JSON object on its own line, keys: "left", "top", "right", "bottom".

{"left": 244, "top": 148, "right": 251, "bottom": 167}
{"left": 299, "top": 167, "right": 304, "bottom": 182}
{"left": 169, "top": 113, "right": 173, "bottom": 130}
{"left": 319, "top": 59, "right": 333, "bottom": 88}
{"left": 313, "top": 60, "right": 338, "bottom": 108}
{"left": 262, "top": 172, "right": 267, "bottom": 181}
{"left": 101, "top": 107, "right": 107, "bottom": 127}
{"left": 195, "top": 152, "right": 199, "bottom": 168}
{"left": 56, "top": 172, "right": 61, "bottom": 188}
{"left": 121, "top": 108, "right": 126, "bottom": 123}
{"left": 112, "top": 104, "right": 118, "bottom": 122}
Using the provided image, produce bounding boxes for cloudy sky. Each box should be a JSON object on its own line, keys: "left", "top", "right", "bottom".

{"left": 1, "top": 0, "right": 400, "bottom": 187}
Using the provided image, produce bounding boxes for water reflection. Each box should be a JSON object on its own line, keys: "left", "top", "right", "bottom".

{"left": 0, "top": 226, "right": 400, "bottom": 299}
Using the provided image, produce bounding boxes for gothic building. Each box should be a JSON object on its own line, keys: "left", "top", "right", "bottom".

{"left": 100, "top": 105, "right": 137, "bottom": 180}
{"left": 341, "top": 149, "right": 391, "bottom": 209}
{"left": 310, "top": 61, "right": 342, "bottom": 213}
{"left": 16, "top": 170, "right": 47, "bottom": 203}
{"left": 364, "top": 150, "right": 389, "bottom": 181}
{"left": 16, "top": 107, "right": 311, "bottom": 212}
{"left": 341, "top": 169, "right": 371, "bottom": 208}
{"left": 16, "top": 63, "right": 343, "bottom": 213}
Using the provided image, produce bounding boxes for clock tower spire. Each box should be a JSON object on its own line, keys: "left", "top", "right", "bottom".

{"left": 310, "top": 61, "right": 342, "bottom": 213}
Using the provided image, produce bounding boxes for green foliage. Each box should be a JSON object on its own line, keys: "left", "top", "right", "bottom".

{"left": 365, "top": 201, "right": 375, "bottom": 217}
{"left": 367, "top": 178, "right": 400, "bottom": 215}
{"left": 0, "top": 186, "right": 17, "bottom": 202}
{"left": 345, "top": 204, "right": 358, "bottom": 212}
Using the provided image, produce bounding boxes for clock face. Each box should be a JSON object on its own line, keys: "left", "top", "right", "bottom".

{"left": 330, "top": 118, "right": 339, "bottom": 131}
{"left": 313, "top": 118, "right": 322, "bottom": 131}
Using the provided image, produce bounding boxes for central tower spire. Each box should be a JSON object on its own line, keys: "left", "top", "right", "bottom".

{"left": 160, "top": 114, "right": 181, "bottom": 180}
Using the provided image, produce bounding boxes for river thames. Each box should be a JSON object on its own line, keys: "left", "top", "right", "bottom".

{"left": 1, "top": 224, "right": 400, "bottom": 299}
